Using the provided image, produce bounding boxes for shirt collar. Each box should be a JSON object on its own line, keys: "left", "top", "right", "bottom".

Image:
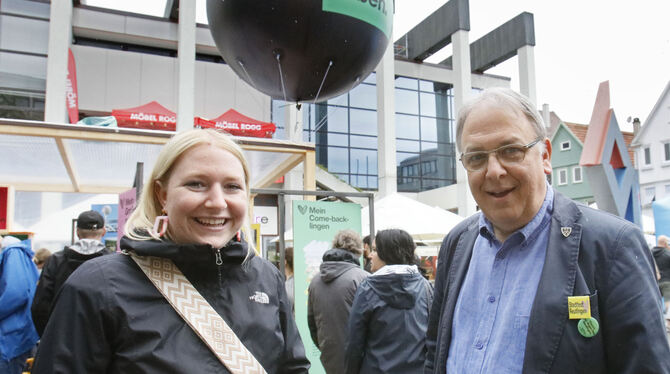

{"left": 479, "top": 181, "right": 554, "bottom": 244}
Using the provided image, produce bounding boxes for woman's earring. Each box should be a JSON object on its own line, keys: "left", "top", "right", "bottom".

{"left": 151, "top": 210, "right": 169, "bottom": 239}
{"left": 236, "top": 231, "right": 242, "bottom": 242}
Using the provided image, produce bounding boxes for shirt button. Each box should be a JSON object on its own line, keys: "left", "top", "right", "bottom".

{"left": 488, "top": 296, "right": 496, "bottom": 303}
{"left": 475, "top": 342, "right": 484, "bottom": 350}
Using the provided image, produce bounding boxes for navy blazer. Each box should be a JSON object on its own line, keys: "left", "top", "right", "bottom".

{"left": 425, "top": 191, "right": 670, "bottom": 374}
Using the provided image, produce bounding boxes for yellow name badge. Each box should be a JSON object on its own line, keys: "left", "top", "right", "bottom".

{"left": 568, "top": 296, "right": 591, "bottom": 319}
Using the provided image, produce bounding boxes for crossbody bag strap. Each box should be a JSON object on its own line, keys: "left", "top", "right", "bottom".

{"left": 130, "top": 253, "right": 267, "bottom": 374}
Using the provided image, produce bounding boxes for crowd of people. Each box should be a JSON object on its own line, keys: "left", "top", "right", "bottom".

{"left": 1, "top": 88, "right": 669, "bottom": 373}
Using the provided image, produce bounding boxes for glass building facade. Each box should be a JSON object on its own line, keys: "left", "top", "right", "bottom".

{"left": 272, "top": 74, "right": 457, "bottom": 192}
{"left": 0, "top": 0, "right": 50, "bottom": 120}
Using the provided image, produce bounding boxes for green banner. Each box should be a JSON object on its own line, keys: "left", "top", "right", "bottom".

{"left": 322, "top": 0, "right": 393, "bottom": 38}
{"left": 292, "top": 200, "right": 361, "bottom": 374}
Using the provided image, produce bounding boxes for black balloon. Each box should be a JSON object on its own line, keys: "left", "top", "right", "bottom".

{"left": 206, "top": 0, "right": 392, "bottom": 103}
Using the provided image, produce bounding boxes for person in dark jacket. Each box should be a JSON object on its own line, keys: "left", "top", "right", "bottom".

{"left": 425, "top": 88, "right": 669, "bottom": 374}
{"left": 344, "top": 229, "right": 433, "bottom": 374}
{"left": 652, "top": 235, "right": 670, "bottom": 311}
{"left": 32, "top": 129, "right": 309, "bottom": 373}
{"left": 31, "top": 210, "right": 112, "bottom": 336}
{"left": 308, "top": 229, "right": 368, "bottom": 374}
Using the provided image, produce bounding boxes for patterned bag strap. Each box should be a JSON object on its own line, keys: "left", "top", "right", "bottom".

{"left": 130, "top": 253, "right": 267, "bottom": 374}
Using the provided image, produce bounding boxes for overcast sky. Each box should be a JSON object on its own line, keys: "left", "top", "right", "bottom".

{"left": 87, "top": 0, "right": 669, "bottom": 131}
{"left": 396, "top": 0, "right": 670, "bottom": 130}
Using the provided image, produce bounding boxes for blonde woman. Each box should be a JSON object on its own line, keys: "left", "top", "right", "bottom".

{"left": 33, "top": 129, "right": 309, "bottom": 373}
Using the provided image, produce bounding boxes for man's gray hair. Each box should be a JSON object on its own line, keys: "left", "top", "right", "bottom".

{"left": 456, "top": 87, "right": 546, "bottom": 152}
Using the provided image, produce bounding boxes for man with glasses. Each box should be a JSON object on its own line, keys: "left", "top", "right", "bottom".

{"left": 425, "top": 88, "right": 669, "bottom": 373}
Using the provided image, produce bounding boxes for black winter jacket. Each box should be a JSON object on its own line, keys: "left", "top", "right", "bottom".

{"left": 32, "top": 236, "right": 310, "bottom": 373}
{"left": 344, "top": 269, "right": 433, "bottom": 373}
{"left": 652, "top": 246, "right": 670, "bottom": 283}
{"left": 31, "top": 243, "right": 113, "bottom": 336}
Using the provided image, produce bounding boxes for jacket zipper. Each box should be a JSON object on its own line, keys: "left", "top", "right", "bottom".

{"left": 215, "top": 248, "right": 223, "bottom": 286}
{"left": 215, "top": 248, "right": 223, "bottom": 265}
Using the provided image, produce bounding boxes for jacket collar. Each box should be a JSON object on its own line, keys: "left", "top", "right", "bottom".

{"left": 120, "top": 235, "right": 249, "bottom": 265}
{"left": 69, "top": 239, "right": 106, "bottom": 255}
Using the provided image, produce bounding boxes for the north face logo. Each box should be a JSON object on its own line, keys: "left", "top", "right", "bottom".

{"left": 297, "top": 205, "right": 308, "bottom": 215}
{"left": 249, "top": 291, "right": 269, "bottom": 304}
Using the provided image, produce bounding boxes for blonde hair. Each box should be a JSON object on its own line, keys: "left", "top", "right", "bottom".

{"left": 124, "top": 129, "right": 254, "bottom": 254}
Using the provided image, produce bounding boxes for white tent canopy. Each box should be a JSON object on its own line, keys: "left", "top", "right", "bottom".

{"left": 361, "top": 193, "right": 463, "bottom": 242}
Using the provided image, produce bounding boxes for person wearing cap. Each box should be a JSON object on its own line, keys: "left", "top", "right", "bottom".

{"left": 0, "top": 236, "right": 39, "bottom": 374}
{"left": 31, "top": 210, "right": 113, "bottom": 336}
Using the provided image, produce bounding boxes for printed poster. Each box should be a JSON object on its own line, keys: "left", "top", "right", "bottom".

{"left": 117, "top": 188, "right": 137, "bottom": 252}
{"left": 292, "top": 200, "right": 361, "bottom": 374}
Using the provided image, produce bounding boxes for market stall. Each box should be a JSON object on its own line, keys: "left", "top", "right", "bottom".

{"left": 112, "top": 101, "right": 177, "bottom": 131}
{"left": 200, "top": 109, "right": 276, "bottom": 138}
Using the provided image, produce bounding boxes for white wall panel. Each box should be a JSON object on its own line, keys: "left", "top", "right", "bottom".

{"left": 72, "top": 45, "right": 107, "bottom": 110}
{"left": 105, "top": 50, "right": 142, "bottom": 109}
{"left": 74, "top": 45, "right": 271, "bottom": 120}
{"left": 140, "top": 53, "right": 177, "bottom": 109}
{"left": 125, "top": 16, "right": 177, "bottom": 42}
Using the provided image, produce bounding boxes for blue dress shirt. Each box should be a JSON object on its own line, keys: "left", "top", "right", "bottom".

{"left": 446, "top": 186, "right": 554, "bottom": 373}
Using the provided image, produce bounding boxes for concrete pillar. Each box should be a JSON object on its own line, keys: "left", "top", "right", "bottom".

{"left": 518, "top": 45, "right": 536, "bottom": 106}
{"left": 283, "top": 104, "right": 304, "bottom": 231}
{"left": 452, "top": 29, "right": 477, "bottom": 217}
{"left": 44, "top": 0, "right": 72, "bottom": 123}
{"left": 376, "top": 42, "right": 397, "bottom": 197}
{"left": 176, "top": 0, "right": 196, "bottom": 132}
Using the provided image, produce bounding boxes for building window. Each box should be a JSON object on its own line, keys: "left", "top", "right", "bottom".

{"left": 665, "top": 184, "right": 670, "bottom": 195}
{"left": 271, "top": 74, "right": 457, "bottom": 192}
{"left": 573, "top": 166, "right": 582, "bottom": 183}
{"left": 557, "top": 169, "right": 568, "bottom": 185}
{"left": 664, "top": 142, "right": 670, "bottom": 162}
{"left": 0, "top": 8, "right": 50, "bottom": 120}
{"left": 644, "top": 186, "right": 656, "bottom": 205}
{"left": 561, "top": 141, "right": 571, "bottom": 151}
{"left": 643, "top": 146, "right": 651, "bottom": 166}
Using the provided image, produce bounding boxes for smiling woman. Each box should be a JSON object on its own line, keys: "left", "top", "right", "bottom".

{"left": 32, "top": 129, "right": 310, "bottom": 374}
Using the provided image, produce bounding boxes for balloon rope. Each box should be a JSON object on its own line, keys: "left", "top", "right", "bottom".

{"left": 276, "top": 54, "right": 288, "bottom": 103}
{"left": 237, "top": 61, "right": 264, "bottom": 109}
{"left": 238, "top": 60, "right": 258, "bottom": 89}
{"left": 312, "top": 60, "right": 333, "bottom": 104}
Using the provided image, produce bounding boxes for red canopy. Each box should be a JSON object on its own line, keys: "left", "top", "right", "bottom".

{"left": 198, "top": 109, "right": 276, "bottom": 138}
{"left": 194, "top": 116, "right": 215, "bottom": 128}
{"left": 112, "top": 101, "right": 177, "bottom": 131}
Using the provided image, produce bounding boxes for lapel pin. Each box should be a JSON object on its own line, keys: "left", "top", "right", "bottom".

{"left": 561, "top": 227, "right": 572, "bottom": 238}
{"left": 578, "top": 317, "right": 599, "bottom": 338}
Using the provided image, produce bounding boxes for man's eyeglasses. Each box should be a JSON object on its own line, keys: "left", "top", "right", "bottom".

{"left": 459, "top": 138, "right": 543, "bottom": 172}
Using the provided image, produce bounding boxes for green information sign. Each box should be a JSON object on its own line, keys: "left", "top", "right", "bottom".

{"left": 322, "top": 0, "right": 394, "bottom": 38}
{"left": 292, "top": 200, "right": 361, "bottom": 374}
